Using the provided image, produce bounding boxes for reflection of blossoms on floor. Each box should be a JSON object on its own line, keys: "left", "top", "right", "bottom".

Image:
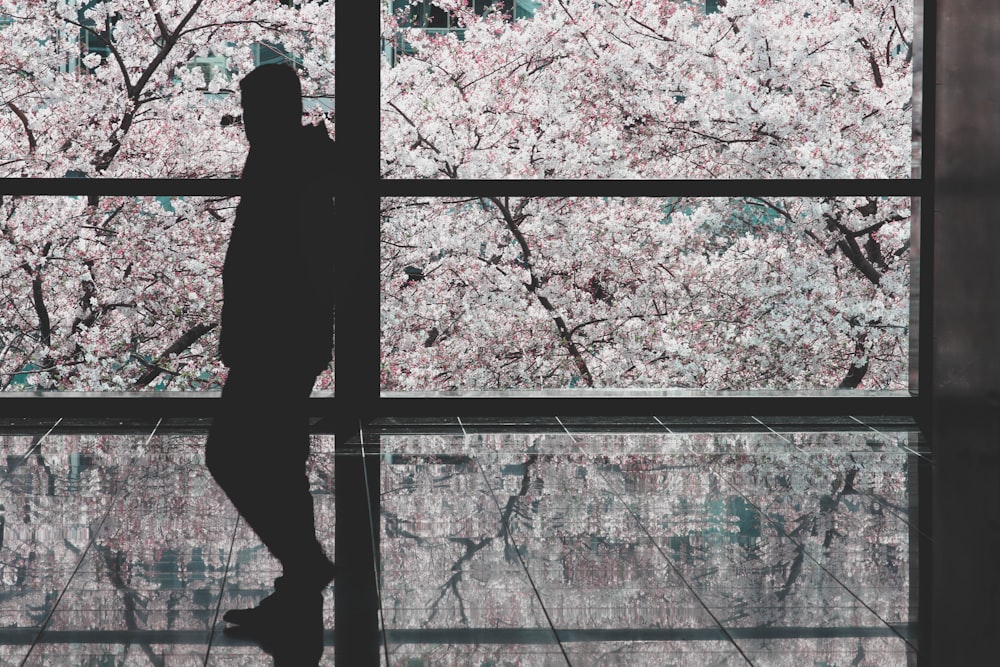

{"left": 0, "top": 420, "right": 919, "bottom": 664}
{"left": 0, "top": 428, "right": 335, "bottom": 659}
{"left": 379, "top": 428, "right": 918, "bottom": 665}
{"left": 0, "top": 433, "right": 229, "bottom": 636}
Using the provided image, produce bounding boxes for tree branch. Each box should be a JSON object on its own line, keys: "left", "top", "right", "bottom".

{"left": 132, "top": 322, "right": 216, "bottom": 388}
{"left": 95, "top": 0, "right": 206, "bottom": 171}
{"left": 5, "top": 101, "right": 36, "bottom": 152}
{"left": 835, "top": 236, "right": 882, "bottom": 286}
{"left": 31, "top": 274, "right": 51, "bottom": 348}
{"left": 846, "top": 214, "right": 908, "bottom": 239}
{"left": 60, "top": 17, "right": 134, "bottom": 94}
{"left": 485, "top": 197, "right": 595, "bottom": 386}
{"left": 146, "top": 0, "right": 172, "bottom": 41}
{"left": 177, "top": 19, "right": 286, "bottom": 39}
{"left": 839, "top": 320, "right": 869, "bottom": 388}
{"left": 857, "top": 38, "right": 884, "bottom": 88}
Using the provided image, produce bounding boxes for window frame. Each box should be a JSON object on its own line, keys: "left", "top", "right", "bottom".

{"left": 0, "top": 1, "right": 933, "bottom": 426}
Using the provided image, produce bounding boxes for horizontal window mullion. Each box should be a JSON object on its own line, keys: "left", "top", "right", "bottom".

{"left": 0, "top": 178, "right": 242, "bottom": 197}
{"left": 381, "top": 179, "right": 925, "bottom": 198}
{"left": 1, "top": 178, "right": 927, "bottom": 199}
{"left": 0, "top": 393, "right": 917, "bottom": 419}
{"left": 375, "top": 394, "right": 918, "bottom": 419}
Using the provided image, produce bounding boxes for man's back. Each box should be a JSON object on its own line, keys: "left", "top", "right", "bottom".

{"left": 219, "top": 122, "right": 336, "bottom": 373}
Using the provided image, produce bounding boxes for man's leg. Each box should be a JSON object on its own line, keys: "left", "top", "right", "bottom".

{"left": 205, "top": 367, "right": 334, "bottom": 590}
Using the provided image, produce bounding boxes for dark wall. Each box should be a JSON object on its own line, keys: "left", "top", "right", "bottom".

{"left": 933, "top": 2, "right": 1000, "bottom": 663}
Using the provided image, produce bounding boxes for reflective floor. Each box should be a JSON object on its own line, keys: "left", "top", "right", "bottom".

{"left": 0, "top": 416, "right": 927, "bottom": 665}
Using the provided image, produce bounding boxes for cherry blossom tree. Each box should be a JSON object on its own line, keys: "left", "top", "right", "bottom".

{"left": 1, "top": 0, "right": 334, "bottom": 390}
{"left": 380, "top": 0, "right": 913, "bottom": 391}
{"left": 0, "top": 0, "right": 914, "bottom": 391}
{"left": 382, "top": 0, "right": 912, "bottom": 180}
{"left": 381, "top": 195, "right": 910, "bottom": 390}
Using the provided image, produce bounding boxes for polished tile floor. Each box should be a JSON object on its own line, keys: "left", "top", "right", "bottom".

{"left": 0, "top": 416, "right": 927, "bottom": 665}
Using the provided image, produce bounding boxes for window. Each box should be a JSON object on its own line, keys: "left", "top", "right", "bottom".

{"left": 375, "top": 0, "right": 925, "bottom": 411}
{"left": 0, "top": 0, "right": 927, "bottom": 418}
{"left": 0, "top": 0, "right": 334, "bottom": 397}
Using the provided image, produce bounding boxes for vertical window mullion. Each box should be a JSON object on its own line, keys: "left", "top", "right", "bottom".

{"left": 333, "top": 5, "right": 383, "bottom": 667}
{"left": 335, "top": 2, "right": 382, "bottom": 419}
{"left": 917, "top": 0, "right": 935, "bottom": 425}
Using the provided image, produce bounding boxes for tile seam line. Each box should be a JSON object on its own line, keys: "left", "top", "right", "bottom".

{"left": 472, "top": 445, "right": 573, "bottom": 666}
{"left": 884, "top": 423, "right": 931, "bottom": 462}
{"left": 652, "top": 415, "right": 674, "bottom": 433}
{"left": 553, "top": 416, "right": 755, "bottom": 666}
{"left": 715, "top": 462, "right": 919, "bottom": 653}
{"left": 21, "top": 418, "right": 161, "bottom": 667}
{"left": 751, "top": 416, "right": 795, "bottom": 446}
{"left": 205, "top": 512, "right": 241, "bottom": 665}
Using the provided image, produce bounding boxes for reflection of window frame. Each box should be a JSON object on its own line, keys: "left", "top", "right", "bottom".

{"left": 253, "top": 41, "right": 293, "bottom": 66}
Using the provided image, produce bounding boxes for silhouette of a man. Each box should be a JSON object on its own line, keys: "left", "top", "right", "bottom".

{"left": 205, "top": 63, "right": 336, "bottom": 642}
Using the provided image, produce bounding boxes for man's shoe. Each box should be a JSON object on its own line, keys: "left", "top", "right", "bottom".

{"left": 223, "top": 588, "right": 286, "bottom": 628}
{"left": 223, "top": 588, "right": 325, "bottom": 665}
{"left": 223, "top": 559, "right": 335, "bottom": 629}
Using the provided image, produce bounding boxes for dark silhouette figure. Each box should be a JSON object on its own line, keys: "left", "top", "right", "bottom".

{"left": 224, "top": 589, "right": 325, "bottom": 665}
{"left": 205, "top": 63, "right": 336, "bottom": 654}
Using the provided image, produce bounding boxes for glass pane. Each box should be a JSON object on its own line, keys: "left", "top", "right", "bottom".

{"left": 0, "top": 0, "right": 334, "bottom": 178}
{"left": 381, "top": 196, "right": 911, "bottom": 391}
{"left": 0, "top": 428, "right": 336, "bottom": 657}
{"left": 379, "top": 430, "right": 918, "bottom": 663}
{"left": 381, "top": 0, "right": 916, "bottom": 179}
{"left": 0, "top": 196, "right": 334, "bottom": 392}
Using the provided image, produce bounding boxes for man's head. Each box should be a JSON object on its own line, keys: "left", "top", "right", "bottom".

{"left": 238, "top": 64, "right": 303, "bottom": 146}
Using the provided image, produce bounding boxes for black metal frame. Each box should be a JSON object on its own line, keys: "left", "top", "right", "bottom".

{"left": 0, "top": 1, "right": 935, "bottom": 429}
{"left": 342, "top": 1, "right": 936, "bottom": 429}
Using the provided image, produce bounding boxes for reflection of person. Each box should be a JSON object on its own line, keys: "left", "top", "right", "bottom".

{"left": 205, "top": 63, "right": 336, "bottom": 644}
